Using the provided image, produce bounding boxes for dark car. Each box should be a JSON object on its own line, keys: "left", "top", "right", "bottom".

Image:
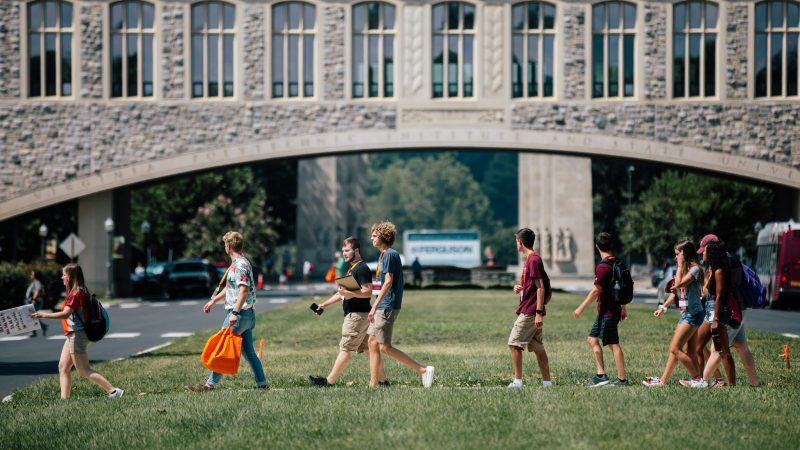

{"left": 131, "top": 262, "right": 168, "bottom": 297}
{"left": 163, "top": 259, "right": 220, "bottom": 299}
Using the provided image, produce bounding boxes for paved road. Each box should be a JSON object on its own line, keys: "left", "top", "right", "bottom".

{"left": 0, "top": 286, "right": 323, "bottom": 398}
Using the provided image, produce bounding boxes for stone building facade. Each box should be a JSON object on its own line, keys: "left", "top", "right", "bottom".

{"left": 0, "top": 0, "right": 798, "bottom": 288}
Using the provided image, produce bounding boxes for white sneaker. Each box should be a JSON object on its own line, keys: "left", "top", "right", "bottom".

{"left": 507, "top": 381, "right": 523, "bottom": 389}
{"left": 108, "top": 388, "right": 124, "bottom": 399}
{"left": 422, "top": 366, "right": 435, "bottom": 388}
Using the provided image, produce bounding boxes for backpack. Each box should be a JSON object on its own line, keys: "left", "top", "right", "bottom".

{"left": 601, "top": 258, "right": 634, "bottom": 305}
{"left": 74, "top": 293, "right": 110, "bottom": 342}
{"left": 728, "top": 256, "right": 767, "bottom": 309}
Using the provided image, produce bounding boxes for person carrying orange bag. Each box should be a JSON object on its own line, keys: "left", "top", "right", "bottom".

{"left": 187, "top": 231, "right": 268, "bottom": 391}
{"left": 201, "top": 326, "right": 242, "bottom": 375}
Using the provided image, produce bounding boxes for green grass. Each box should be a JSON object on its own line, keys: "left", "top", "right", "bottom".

{"left": 2, "top": 290, "right": 799, "bottom": 449}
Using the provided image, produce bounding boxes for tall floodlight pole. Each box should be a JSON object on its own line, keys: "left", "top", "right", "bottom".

{"left": 627, "top": 165, "right": 635, "bottom": 268}
{"left": 105, "top": 217, "right": 115, "bottom": 297}
{"left": 38, "top": 223, "right": 48, "bottom": 260}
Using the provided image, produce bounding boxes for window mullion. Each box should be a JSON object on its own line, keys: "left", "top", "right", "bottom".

{"left": 459, "top": 31, "right": 464, "bottom": 97}
{"left": 40, "top": 32, "right": 46, "bottom": 96}
{"left": 603, "top": 31, "right": 608, "bottom": 98}
{"left": 378, "top": 32, "right": 385, "bottom": 98}
{"left": 138, "top": 28, "right": 143, "bottom": 98}
{"left": 767, "top": 30, "right": 772, "bottom": 96}
{"left": 283, "top": 30, "right": 288, "bottom": 96}
{"left": 783, "top": 31, "right": 788, "bottom": 97}
{"left": 219, "top": 30, "right": 224, "bottom": 98}
{"left": 122, "top": 30, "right": 128, "bottom": 97}
{"left": 301, "top": 31, "right": 306, "bottom": 98}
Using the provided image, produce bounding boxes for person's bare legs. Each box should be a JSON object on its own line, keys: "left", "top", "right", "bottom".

{"left": 660, "top": 324, "right": 700, "bottom": 383}
{"left": 732, "top": 341, "right": 759, "bottom": 386}
{"left": 533, "top": 349, "right": 551, "bottom": 381}
{"left": 58, "top": 340, "right": 74, "bottom": 400}
{"left": 379, "top": 344, "right": 426, "bottom": 376}
{"left": 368, "top": 336, "right": 386, "bottom": 387}
{"left": 697, "top": 322, "right": 723, "bottom": 380}
{"left": 703, "top": 326, "right": 735, "bottom": 385}
{"left": 71, "top": 352, "right": 115, "bottom": 393}
{"left": 509, "top": 345, "right": 524, "bottom": 380}
{"left": 326, "top": 350, "right": 352, "bottom": 384}
{"left": 588, "top": 337, "right": 605, "bottom": 375}
{"left": 608, "top": 344, "right": 626, "bottom": 380}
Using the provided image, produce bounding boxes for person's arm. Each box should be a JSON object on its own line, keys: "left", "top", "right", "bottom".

{"left": 338, "top": 280, "right": 373, "bottom": 300}
{"left": 203, "top": 288, "right": 226, "bottom": 314}
{"left": 655, "top": 293, "right": 676, "bottom": 317}
{"left": 369, "top": 272, "right": 392, "bottom": 323}
{"left": 573, "top": 286, "right": 599, "bottom": 318}
{"left": 673, "top": 265, "right": 700, "bottom": 289}
{"left": 228, "top": 285, "right": 249, "bottom": 325}
{"left": 317, "top": 292, "right": 345, "bottom": 310}
{"left": 712, "top": 268, "right": 726, "bottom": 330}
{"left": 32, "top": 305, "right": 73, "bottom": 320}
{"left": 534, "top": 277, "right": 545, "bottom": 327}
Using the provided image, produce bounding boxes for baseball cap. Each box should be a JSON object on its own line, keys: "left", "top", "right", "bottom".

{"left": 697, "top": 234, "right": 720, "bottom": 255}
{"left": 664, "top": 278, "right": 675, "bottom": 294}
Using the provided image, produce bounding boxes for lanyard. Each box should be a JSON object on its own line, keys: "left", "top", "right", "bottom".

{"left": 346, "top": 260, "right": 360, "bottom": 276}
{"left": 376, "top": 252, "right": 385, "bottom": 279}
{"left": 701, "top": 270, "right": 713, "bottom": 298}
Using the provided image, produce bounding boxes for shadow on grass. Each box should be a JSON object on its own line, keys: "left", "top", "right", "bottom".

{"left": 131, "top": 351, "right": 199, "bottom": 359}
{"left": 0, "top": 360, "right": 106, "bottom": 375}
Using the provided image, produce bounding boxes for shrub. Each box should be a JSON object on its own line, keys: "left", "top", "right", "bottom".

{"left": 0, "top": 262, "right": 63, "bottom": 311}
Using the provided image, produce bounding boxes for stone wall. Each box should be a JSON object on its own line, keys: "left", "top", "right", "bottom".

{"left": 561, "top": 3, "right": 585, "bottom": 100}
{"left": 643, "top": 2, "right": 667, "bottom": 100}
{"left": 0, "top": 2, "right": 20, "bottom": 97}
{"left": 243, "top": 3, "right": 266, "bottom": 100}
{"left": 80, "top": 3, "right": 103, "bottom": 99}
{"left": 161, "top": 2, "right": 184, "bottom": 99}
{"left": 726, "top": 2, "right": 749, "bottom": 99}
{"left": 322, "top": 5, "right": 345, "bottom": 100}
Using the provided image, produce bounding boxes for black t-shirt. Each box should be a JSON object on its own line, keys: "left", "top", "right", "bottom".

{"left": 342, "top": 261, "right": 372, "bottom": 315}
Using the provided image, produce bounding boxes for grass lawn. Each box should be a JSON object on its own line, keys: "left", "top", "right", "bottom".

{"left": 2, "top": 290, "right": 799, "bottom": 449}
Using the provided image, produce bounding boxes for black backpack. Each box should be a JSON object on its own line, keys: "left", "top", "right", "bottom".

{"left": 73, "top": 293, "right": 110, "bottom": 342}
{"left": 601, "top": 258, "right": 634, "bottom": 305}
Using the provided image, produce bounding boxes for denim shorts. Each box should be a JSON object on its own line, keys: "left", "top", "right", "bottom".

{"left": 703, "top": 300, "right": 716, "bottom": 324}
{"left": 678, "top": 310, "right": 704, "bottom": 328}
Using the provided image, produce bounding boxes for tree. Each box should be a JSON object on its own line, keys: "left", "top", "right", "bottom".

{"left": 619, "top": 171, "right": 774, "bottom": 261}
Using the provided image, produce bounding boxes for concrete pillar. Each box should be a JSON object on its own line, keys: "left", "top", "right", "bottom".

{"left": 295, "top": 155, "right": 368, "bottom": 277}
{"left": 78, "top": 191, "right": 113, "bottom": 295}
{"left": 518, "top": 153, "right": 594, "bottom": 277}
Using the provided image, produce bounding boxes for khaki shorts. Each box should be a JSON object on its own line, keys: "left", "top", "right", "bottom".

{"left": 367, "top": 309, "right": 399, "bottom": 346}
{"left": 508, "top": 314, "right": 545, "bottom": 352}
{"left": 339, "top": 312, "right": 370, "bottom": 353}
{"left": 66, "top": 330, "right": 90, "bottom": 354}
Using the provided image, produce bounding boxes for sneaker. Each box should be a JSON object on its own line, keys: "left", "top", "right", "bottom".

{"left": 422, "top": 366, "right": 435, "bottom": 388}
{"left": 680, "top": 378, "right": 708, "bottom": 388}
{"left": 710, "top": 379, "right": 727, "bottom": 388}
{"left": 308, "top": 376, "right": 332, "bottom": 387}
{"left": 186, "top": 383, "right": 215, "bottom": 392}
{"left": 108, "top": 388, "right": 124, "bottom": 399}
{"left": 587, "top": 374, "right": 609, "bottom": 387}
{"left": 507, "top": 381, "right": 523, "bottom": 389}
{"left": 606, "top": 378, "right": 629, "bottom": 387}
{"left": 642, "top": 376, "right": 665, "bottom": 387}
{"left": 378, "top": 380, "right": 391, "bottom": 387}
{"left": 255, "top": 384, "right": 270, "bottom": 390}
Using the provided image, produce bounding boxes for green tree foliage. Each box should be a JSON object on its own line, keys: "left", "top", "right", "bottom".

{"left": 480, "top": 152, "right": 518, "bottom": 227}
{"left": 620, "top": 171, "right": 774, "bottom": 261}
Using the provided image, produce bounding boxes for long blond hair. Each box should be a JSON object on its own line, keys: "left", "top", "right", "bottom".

{"left": 63, "top": 263, "right": 89, "bottom": 296}
{"left": 675, "top": 239, "right": 703, "bottom": 280}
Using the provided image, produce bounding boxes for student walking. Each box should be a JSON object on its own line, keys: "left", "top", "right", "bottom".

{"left": 30, "top": 264, "right": 123, "bottom": 399}
{"left": 26, "top": 270, "right": 48, "bottom": 337}
{"left": 572, "top": 232, "right": 628, "bottom": 387}
{"left": 308, "top": 237, "right": 373, "bottom": 387}
{"left": 367, "top": 221, "right": 434, "bottom": 388}
{"left": 643, "top": 239, "right": 704, "bottom": 386}
{"left": 187, "top": 231, "right": 268, "bottom": 391}
{"left": 506, "top": 228, "right": 552, "bottom": 388}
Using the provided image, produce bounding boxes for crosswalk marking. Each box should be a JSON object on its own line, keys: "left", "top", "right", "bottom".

{"left": 0, "top": 336, "right": 29, "bottom": 342}
{"left": 179, "top": 301, "right": 201, "bottom": 306}
{"left": 48, "top": 335, "right": 67, "bottom": 340}
{"left": 269, "top": 298, "right": 289, "bottom": 304}
{"left": 150, "top": 302, "right": 169, "bottom": 307}
{"left": 161, "top": 332, "right": 193, "bottom": 338}
{"left": 782, "top": 333, "right": 800, "bottom": 339}
{"left": 105, "top": 332, "right": 141, "bottom": 338}
{"left": 119, "top": 303, "right": 141, "bottom": 309}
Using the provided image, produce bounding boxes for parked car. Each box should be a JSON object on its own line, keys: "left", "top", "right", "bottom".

{"left": 656, "top": 265, "right": 677, "bottom": 305}
{"left": 163, "top": 259, "right": 220, "bottom": 299}
{"left": 131, "top": 261, "right": 168, "bottom": 297}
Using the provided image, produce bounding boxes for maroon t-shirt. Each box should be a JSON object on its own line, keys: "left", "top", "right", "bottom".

{"left": 516, "top": 253, "right": 550, "bottom": 316}
{"left": 595, "top": 259, "right": 622, "bottom": 317}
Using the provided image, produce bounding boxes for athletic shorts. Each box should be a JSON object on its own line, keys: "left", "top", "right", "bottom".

{"left": 66, "top": 330, "right": 90, "bottom": 354}
{"left": 339, "top": 312, "right": 370, "bottom": 353}
{"left": 367, "top": 309, "right": 399, "bottom": 346}
{"left": 589, "top": 315, "right": 620, "bottom": 346}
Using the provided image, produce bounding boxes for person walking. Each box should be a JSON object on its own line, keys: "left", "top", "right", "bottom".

{"left": 643, "top": 239, "right": 704, "bottom": 386}
{"left": 26, "top": 270, "right": 48, "bottom": 337}
{"left": 31, "top": 264, "right": 123, "bottom": 399}
{"left": 506, "top": 228, "right": 552, "bottom": 388}
{"left": 308, "top": 237, "right": 373, "bottom": 387}
{"left": 367, "top": 221, "right": 434, "bottom": 388}
{"left": 188, "top": 231, "right": 268, "bottom": 391}
{"left": 572, "top": 232, "right": 628, "bottom": 387}
{"left": 411, "top": 257, "right": 423, "bottom": 288}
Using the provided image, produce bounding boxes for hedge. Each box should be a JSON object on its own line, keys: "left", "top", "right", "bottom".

{"left": 0, "top": 262, "right": 64, "bottom": 311}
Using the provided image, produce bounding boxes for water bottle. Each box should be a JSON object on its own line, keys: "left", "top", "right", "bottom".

{"left": 710, "top": 327, "right": 722, "bottom": 352}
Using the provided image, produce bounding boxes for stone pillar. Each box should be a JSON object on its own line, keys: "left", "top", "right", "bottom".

{"left": 78, "top": 191, "right": 113, "bottom": 295}
{"left": 295, "top": 155, "right": 368, "bottom": 277}
{"left": 518, "top": 153, "right": 594, "bottom": 277}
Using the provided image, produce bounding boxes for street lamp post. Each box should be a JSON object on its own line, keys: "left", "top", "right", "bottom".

{"left": 104, "top": 217, "right": 115, "bottom": 298}
{"left": 38, "top": 223, "right": 48, "bottom": 261}
{"left": 627, "top": 165, "right": 635, "bottom": 268}
{"left": 141, "top": 220, "right": 150, "bottom": 292}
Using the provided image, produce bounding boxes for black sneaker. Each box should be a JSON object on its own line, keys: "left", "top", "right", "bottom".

{"left": 606, "top": 378, "right": 629, "bottom": 387}
{"left": 255, "top": 384, "right": 270, "bottom": 390}
{"left": 587, "top": 374, "right": 610, "bottom": 387}
{"left": 308, "top": 376, "right": 332, "bottom": 387}
{"left": 378, "top": 380, "right": 390, "bottom": 387}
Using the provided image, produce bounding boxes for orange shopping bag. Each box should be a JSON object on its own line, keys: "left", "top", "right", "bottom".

{"left": 201, "top": 326, "right": 242, "bottom": 375}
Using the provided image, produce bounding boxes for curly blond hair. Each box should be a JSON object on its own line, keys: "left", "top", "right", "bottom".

{"left": 223, "top": 231, "right": 244, "bottom": 253}
{"left": 371, "top": 221, "right": 396, "bottom": 246}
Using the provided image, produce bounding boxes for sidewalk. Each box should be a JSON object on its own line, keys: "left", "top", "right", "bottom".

{"left": 549, "top": 276, "right": 657, "bottom": 297}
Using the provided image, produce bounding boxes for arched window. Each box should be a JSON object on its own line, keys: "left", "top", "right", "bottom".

{"left": 27, "top": 0, "right": 73, "bottom": 97}
{"left": 755, "top": 0, "right": 799, "bottom": 97}
{"left": 432, "top": 1, "right": 475, "bottom": 98}
{"left": 511, "top": 1, "right": 556, "bottom": 98}
{"left": 110, "top": 0, "right": 155, "bottom": 98}
{"left": 352, "top": 2, "right": 396, "bottom": 98}
{"left": 672, "top": 0, "right": 718, "bottom": 98}
{"left": 191, "top": 1, "right": 235, "bottom": 98}
{"left": 272, "top": 2, "right": 316, "bottom": 98}
{"left": 591, "top": 1, "right": 636, "bottom": 98}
